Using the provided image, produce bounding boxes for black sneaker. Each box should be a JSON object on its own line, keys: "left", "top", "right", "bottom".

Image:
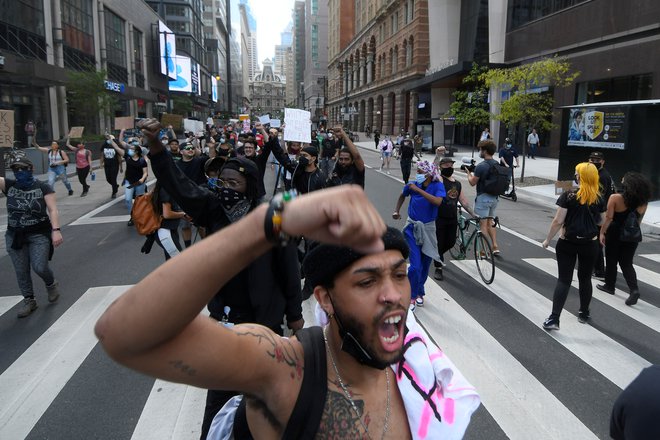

{"left": 111, "top": 192, "right": 117, "bottom": 199}
{"left": 81, "top": 191, "right": 88, "bottom": 197}
{"left": 542, "top": 317, "right": 559, "bottom": 331}
{"left": 625, "top": 290, "right": 640, "bottom": 306}
{"left": 68, "top": 189, "right": 74, "bottom": 196}
{"left": 593, "top": 271, "right": 606, "bottom": 281}
{"left": 434, "top": 267, "right": 443, "bottom": 281}
{"left": 578, "top": 310, "right": 590, "bottom": 324}
{"left": 127, "top": 219, "right": 134, "bottom": 226}
{"left": 596, "top": 284, "right": 615, "bottom": 295}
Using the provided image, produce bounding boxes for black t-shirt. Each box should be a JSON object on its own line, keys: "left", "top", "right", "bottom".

{"left": 599, "top": 168, "right": 615, "bottom": 201}
{"left": 159, "top": 187, "right": 182, "bottom": 230}
{"left": 474, "top": 158, "right": 498, "bottom": 195}
{"left": 557, "top": 190, "right": 605, "bottom": 242}
{"left": 102, "top": 146, "right": 120, "bottom": 167}
{"left": 176, "top": 156, "right": 206, "bottom": 185}
{"left": 321, "top": 138, "right": 341, "bottom": 158}
{"left": 436, "top": 178, "right": 462, "bottom": 223}
{"left": 3, "top": 179, "right": 54, "bottom": 229}
{"left": 125, "top": 157, "right": 148, "bottom": 184}
{"left": 400, "top": 140, "right": 414, "bottom": 159}
{"left": 498, "top": 147, "right": 518, "bottom": 167}
{"left": 327, "top": 164, "right": 365, "bottom": 188}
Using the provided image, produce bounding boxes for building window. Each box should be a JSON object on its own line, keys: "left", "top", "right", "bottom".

{"left": 0, "top": 0, "right": 45, "bottom": 36}
{"left": 62, "top": 0, "right": 94, "bottom": 56}
{"left": 105, "top": 9, "right": 127, "bottom": 82}
{"left": 165, "top": 5, "right": 191, "bottom": 18}
{"left": 575, "top": 73, "right": 653, "bottom": 104}
{"left": 508, "top": 0, "right": 589, "bottom": 31}
{"left": 391, "top": 12, "right": 399, "bottom": 35}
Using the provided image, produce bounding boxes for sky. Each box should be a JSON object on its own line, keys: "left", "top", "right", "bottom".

{"left": 249, "top": 0, "right": 295, "bottom": 66}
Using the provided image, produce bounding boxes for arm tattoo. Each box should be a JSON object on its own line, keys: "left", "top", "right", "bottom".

{"left": 234, "top": 326, "right": 303, "bottom": 380}
{"left": 168, "top": 360, "right": 196, "bottom": 376}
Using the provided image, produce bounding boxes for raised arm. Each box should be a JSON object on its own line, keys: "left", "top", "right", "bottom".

{"left": 109, "top": 137, "right": 125, "bottom": 158}
{"left": 33, "top": 139, "right": 50, "bottom": 153}
{"left": 335, "top": 126, "right": 364, "bottom": 171}
{"left": 65, "top": 137, "right": 76, "bottom": 151}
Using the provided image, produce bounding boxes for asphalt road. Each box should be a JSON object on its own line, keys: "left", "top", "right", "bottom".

{"left": 1, "top": 149, "right": 659, "bottom": 439}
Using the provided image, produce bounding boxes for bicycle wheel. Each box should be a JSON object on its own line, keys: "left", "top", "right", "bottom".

{"left": 449, "top": 226, "right": 464, "bottom": 260}
{"left": 474, "top": 232, "right": 495, "bottom": 284}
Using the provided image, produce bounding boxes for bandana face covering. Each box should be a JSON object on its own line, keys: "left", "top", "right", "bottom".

{"left": 219, "top": 187, "right": 250, "bottom": 222}
{"left": 14, "top": 170, "right": 35, "bottom": 189}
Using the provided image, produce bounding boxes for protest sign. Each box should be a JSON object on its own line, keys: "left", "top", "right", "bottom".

{"left": 242, "top": 119, "right": 251, "bottom": 133}
{"left": 0, "top": 110, "right": 14, "bottom": 148}
{"left": 283, "top": 108, "right": 311, "bottom": 143}
{"left": 114, "top": 116, "right": 134, "bottom": 131}
{"left": 258, "top": 115, "right": 271, "bottom": 125}
{"left": 68, "top": 126, "right": 85, "bottom": 139}
{"left": 239, "top": 114, "right": 250, "bottom": 121}
{"left": 161, "top": 113, "right": 183, "bottom": 130}
{"left": 270, "top": 119, "right": 281, "bottom": 128}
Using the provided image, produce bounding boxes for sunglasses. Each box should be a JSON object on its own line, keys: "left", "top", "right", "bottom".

{"left": 182, "top": 146, "right": 195, "bottom": 151}
{"left": 13, "top": 166, "right": 31, "bottom": 171}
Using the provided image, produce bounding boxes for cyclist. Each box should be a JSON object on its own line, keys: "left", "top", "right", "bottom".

{"left": 392, "top": 160, "right": 445, "bottom": 309}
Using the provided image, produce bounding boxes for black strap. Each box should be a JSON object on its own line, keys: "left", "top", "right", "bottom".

{"left": 232, "top": 327, "right": 327, "bottom": 439}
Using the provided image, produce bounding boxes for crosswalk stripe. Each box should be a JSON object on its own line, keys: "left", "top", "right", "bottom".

{"left": 525, "top": 258, "right": 660, "bottom": 334}
{"left": 131, "top": 381, "right": 206, "bottom": 440}
{"left": 0, "top": 286, "right": 129, "bottom": 439}
{"left": 452, "top": 260, "right": 651, "bottom": 389}
{"left": 640, "top": 254, "right": 660, "bottom": 264}
{"left": 630, "top": 262, "right": 660, "bottom": 288}
{"left": 0, "top": 296, "right": 23, "bottom": 317}
{"left": 417, "top": 278, "right": 598, "bottom": 439}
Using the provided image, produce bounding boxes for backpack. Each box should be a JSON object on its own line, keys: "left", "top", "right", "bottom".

{"left": 619, "top": 210, "right": 642, "bottom": 242}
{"left": 131, "top": 191, "right": 162, "bottom": 235}
{"left": 563, "top": 193, "right": 599, "bottom": 243}
{"left": 482, "top": 161, "right": 511, "bottom": 196}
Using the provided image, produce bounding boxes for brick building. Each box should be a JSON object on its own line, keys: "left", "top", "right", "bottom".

{"left": 326, "top": 0, "right": 428, "bottom": 136}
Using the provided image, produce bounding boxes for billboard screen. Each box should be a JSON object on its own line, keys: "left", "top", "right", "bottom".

{"left": 169, "top": 56, "right": 192, "bottom": 92}
{"left": 567, "top": 106, "right": 628, "bottom": 150}
{"left": 211, "top": 76, "right": 218, "bottom": 102}
{"left": 191, "top": 60, "right": 200, "bottom": 96}
{"left": 158, "top": 21, "right": 177, "bottom": 80}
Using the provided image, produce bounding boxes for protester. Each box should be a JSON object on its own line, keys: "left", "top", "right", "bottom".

{"left": 319, "top": 129, "right": 341, "bottom": 178}
{"left": 65, "top": 137, "right": 93, "bottom": 197}
{"left": 378, "top": 134, "right": 394, "bottom": 174}
{"left": 588, "top": 151, "right": 616, "bottom": 280}
{"left": 373, "top": 128, "right": 380, "bottom": 149}
{"left": 291, "top": 146, "right": 326, "bottom": 194}
{"left": 33, "top": 139, "right": 73, "bottom": 196}
{"left": 25, "top": 120, "right": 36, "bottom": 147}
{"left": 167, "top": 138, "right": 183, "bottom": 162}
{"left": 107, "top": 138, "right": 148, "bottom": 225}
{"left": 413, "top": 133, "right": 423, "bottom": 160}
{"left": 242, "top": 124, "right": 285, "bottom": 199}
{"left": 151, "top": 182, "right": 186, "bottom": 260}
{"left": 433, "top": 156, "right": 474, "bottom": 281}
{"left": 541, "top": 162, "right": 605, "bottom": 330}
{"left": 135, "top": 118, "right": 303, "bottom": 438}
{"left": 466, "top": 140, "right": 501, "bottom": 255}
{"left": 95, "top": 185, "right": 479, "bottom": 440}
{"left": 100, "top": 135, "right": 122, "bottom": 199}
{"left": 393, "top": 160, "right": 445, "bottom": 309}
{"left": 597, "top": 172, "right": 652, "bottom": 306}
{"left": 610, "top": 365, "right": 660, "bottom": 440}
{"left": 1, "top": 158, "right": 63, "bottom": 318}
{"left": 327, "top": 126, "right": 365, "bottom": 188}
{"left": 398, "top": 133, "right": 415, "bottom": 183}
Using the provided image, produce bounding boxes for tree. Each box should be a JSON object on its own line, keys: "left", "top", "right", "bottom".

{"left": 172, "top": 96, "right": 193, "bottom": 116}
{"left": 447, "top": 63, "right": 491, "bottom": 156}
{"left": 67, "top": 70, "right": 118, "bottom": 134}
{"left": 483, "top": 57, "right": 580, "bottom": 181}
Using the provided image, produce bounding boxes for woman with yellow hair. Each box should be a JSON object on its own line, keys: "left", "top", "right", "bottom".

{"left": 541, "top": 162, "right": 606, "bottom": 330}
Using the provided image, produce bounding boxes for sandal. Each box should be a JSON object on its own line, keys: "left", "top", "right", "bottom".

{"left": 492, "top": 247, "right": 501, "bottom": 255}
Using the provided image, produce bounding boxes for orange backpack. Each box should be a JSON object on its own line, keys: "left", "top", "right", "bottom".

{"left": 131, "top": 191, "right": 162, "bottom": 235}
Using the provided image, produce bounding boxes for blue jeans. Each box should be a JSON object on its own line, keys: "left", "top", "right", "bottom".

{"left": 124, "top": 181, "right": 146, "bottom": 214}
{"left": 528, "top": 144, "right": 537, "bottom": 158}
{"left": 6, "top": 232, "right": 55, "bottom": 298}
{"left": 404, "top": 224, "right": 432, "bottom": 300}
{"left": 47, "top": 165, "right": 72, "bottom": 192}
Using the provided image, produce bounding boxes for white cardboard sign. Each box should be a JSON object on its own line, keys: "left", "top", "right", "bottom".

{"left": 283, "top": 108, "right": 311, "bottom": 143}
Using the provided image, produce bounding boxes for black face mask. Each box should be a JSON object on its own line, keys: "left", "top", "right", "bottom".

{"left": 327, "top": 295, "right": 390, "bottom": 370}
{"left": 441, "top": 167, "right": 454, "bottom": 177}
{"left": 297, "top": 156, "right": 309, "bottom": 168}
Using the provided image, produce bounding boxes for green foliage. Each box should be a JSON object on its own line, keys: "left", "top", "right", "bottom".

{"left": 172, "top": 96, "right": 193, "bottom": 116}
{"left": 447, "top": 63, "right": 491, "bottom": 129}
{"left": 67, "top": 70, "right": 118, "bottom": 133}
{"left": 483, "top": 57, "right": 580, "bottom": 131}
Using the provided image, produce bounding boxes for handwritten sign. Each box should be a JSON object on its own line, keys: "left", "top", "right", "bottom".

{"left": 242, "top": 119, "right": 251, "bottom": 133}
{"left": 68, "top": 126, "right": 85, "bottom": 139}
{"left": 270, "top": 119, "right": 281, "bottom": 128}
{"left": 160, "top": 113, "right": 183, "bottom": 130}
{"left": 283, "top": 109, "right": 311, "bottom": 143}
{"left": 258, "top": 115, "right": 271, "bottom": 125}
{"left": 0, "top": 110, "right": 14, "bottom": 148}
{"left": 114, "top": 116, "right": 134, "bottom": 131}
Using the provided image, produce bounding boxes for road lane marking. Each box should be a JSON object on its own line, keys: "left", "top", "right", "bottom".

{"left": 525, "top": 258, "right": 660, "bottom": 335}
{"left": 641, "top": 254, "right": 660, "bottom": 264}
{"left": 452, "top": 260, "right": 651, "bottom": 389}
{"left": 0, "top": 286, "right": 130, "bottom": 439}
{"left": 131, "top": 381, "right": 206, "bottom": 440}
{"left": 416, "top": 278, "right": 598, "bottom": 440}
{"left": 0, "top": 296, "right": 23, "bottom": 317}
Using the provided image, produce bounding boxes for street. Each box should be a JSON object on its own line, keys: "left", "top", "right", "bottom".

{"left": 1, "top": 146, "right": 660, "bottom": 440}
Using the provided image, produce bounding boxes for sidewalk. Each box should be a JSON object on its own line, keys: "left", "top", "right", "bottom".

{"left": 352, "top": 138, "right": 660, "bottom": 236}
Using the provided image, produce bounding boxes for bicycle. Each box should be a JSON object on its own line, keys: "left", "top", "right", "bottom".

{"left": 348, "top": 131, "right": 360, "bottom": 142}
{"left": 449, "top": 205, "right": 496, "bottom": 284}
{"left": 2, "top": 141, "right": 27, "bottom": 169}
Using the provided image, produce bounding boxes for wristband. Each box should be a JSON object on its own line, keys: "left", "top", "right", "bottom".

{"left": 52, "top": 228, "right": 61, "bottom": 232}
{"left": 264, "top": 190, "right": 298, "bottom": 246}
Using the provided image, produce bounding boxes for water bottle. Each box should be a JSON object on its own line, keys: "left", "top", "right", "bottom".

{"left": 91, "top": 171, "right": 96, "bottom": 181}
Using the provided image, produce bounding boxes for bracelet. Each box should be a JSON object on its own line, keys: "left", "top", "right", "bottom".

{"left": 264, "top": 190, "right": 298, "bottom": 246}
{"left": 52, "top": 228, "right": 61, "bottom": 232}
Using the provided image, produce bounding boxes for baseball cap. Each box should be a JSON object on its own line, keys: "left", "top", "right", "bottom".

{"left": 439, "top": 157, "right": 455, "bottom": 165}
{"left": 10, "top": 158, "right": 34, "bottom": 169}
{"left": 589, "top": 151, "right": 604, "bottom": 160}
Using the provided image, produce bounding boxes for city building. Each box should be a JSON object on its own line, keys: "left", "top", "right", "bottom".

{"left": 292, "top": 1, "right": 306, "bottom": 108}
{"left": 249, "top": 58, "right": 286, "bottom": 116}
{"left": 238, "top": 0, "right": 258, "bottom": 81}
{"left": 202, "top": 0, "right": 230, "bottom": 112}
{"left": 303, "top": 0, "right": 328, "bottom": 126}
{"left": 285, "top": 45, "right": 296, "bottom": 106}
{"left": 326, "top": 0, "right": 430, "bottom": 136}
{"left": 0, "top": 0, "right": 170, "bottom": 142}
